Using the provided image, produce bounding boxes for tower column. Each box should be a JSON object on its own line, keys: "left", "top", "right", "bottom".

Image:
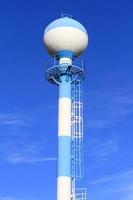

{"left": 44, "top": 15, "right": 89, "bottom": 200}
{"left": 57, "top": 74, "right": 71, "bottom": 200}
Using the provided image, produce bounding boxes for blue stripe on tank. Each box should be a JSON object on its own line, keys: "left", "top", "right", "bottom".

{"left": 58, "top": 136, "right": 71, "bottom": 177}
{"left": 59, "top": 75, "right": 71, "bottom": 98}
{"left": 44, "top": 18, "right": 87, "bottom": 34}
{"left": 56, "top": 50, "right": 75, "bottom": 59}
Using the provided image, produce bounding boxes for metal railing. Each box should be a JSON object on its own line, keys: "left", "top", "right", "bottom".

{"left": 45, "top": 56, "right": 85, "bottom": 71}
{"left": 45, "top": 56, "right": 85, "bottom": 84}
{"left": 75, "top": 188, "right": 86, "bottom": 200}
{"left": 71, "top": 185, "right": 86, "bottom": 200}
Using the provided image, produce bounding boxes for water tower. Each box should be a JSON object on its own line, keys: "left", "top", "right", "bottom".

{"left": 43, "top": 15, "right": 89, "bottom": 200}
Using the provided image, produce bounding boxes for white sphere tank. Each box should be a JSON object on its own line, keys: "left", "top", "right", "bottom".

{"left": 43, "top": 17, "right": 89, "bottom": 57}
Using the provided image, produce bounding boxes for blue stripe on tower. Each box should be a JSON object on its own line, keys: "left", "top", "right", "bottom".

{"left": 59, "top": 76, "right": 71, "bottom": 98}
{"left": 58, "top": 74, "right": 71, "bottom": 178}
{"left": 58, "top": 136, "right": 71, "bottom": 176}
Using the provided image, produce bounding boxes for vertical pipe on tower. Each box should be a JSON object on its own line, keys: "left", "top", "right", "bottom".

{"left": 57, "top": 72, "right": 71, "bottom": 200}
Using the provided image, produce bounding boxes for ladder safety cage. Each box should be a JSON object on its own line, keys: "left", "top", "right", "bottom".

{"left": 71, "top": 80, "right": 84, "bottom": 180}
{"left": 71, "top": 179, "right": 86, "bottom": 200}
{"left": 75, "top": 188, "right": 86, "bottom": 200}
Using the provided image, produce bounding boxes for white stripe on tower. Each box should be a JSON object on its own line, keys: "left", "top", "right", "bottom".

{"left": 57, "top": 176, "right": 71, "bottom": 200}
{"left": 58, "top": 97, "right": 71, "bottom": 137}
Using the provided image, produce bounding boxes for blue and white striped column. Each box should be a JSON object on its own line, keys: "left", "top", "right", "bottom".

{"left": 57, "top": 59, "right": 72, "bottom": 200}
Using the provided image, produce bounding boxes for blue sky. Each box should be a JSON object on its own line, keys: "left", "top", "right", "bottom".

{"left": 0, "top": 0, "right": 133, "bottom": 200}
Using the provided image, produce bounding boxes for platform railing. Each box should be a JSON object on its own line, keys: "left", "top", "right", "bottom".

{"left": 45, "top": 56, "right": 85, "bottom": 72}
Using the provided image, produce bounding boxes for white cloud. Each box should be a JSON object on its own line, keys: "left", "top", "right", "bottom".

{"left": 85, "top": 88, "right": 133, "bottom": 130}
{"left": 89, "top": 169, "right": 133, "bottom": 184}
{"left": 0, "top": 112, "right": 28, "bottom": 127}
{"left": 0, "top": 196, "right": 38, "bottom": 200}
{"left": 87, "top": 119, "right": 119, "bottom": 129}
{"left": 7, "top": 154, "right": 57, "bottom": 164}
{"left": 114, "top": 89, "right": 133, "bottom": 105}
{"left": 89, "top": 138, "right": 119, "bottom": 162}
{"left": 0, "top": 140, "right": 57, "bottom": 164}
{"left": 0, "top": 110, "right": 57, "bottom": 164}
{"left": 88, "top": 169, "right": 133, "bottom": 200}
{"left": 0, "top": 198, "right": 13, "bottom": 200}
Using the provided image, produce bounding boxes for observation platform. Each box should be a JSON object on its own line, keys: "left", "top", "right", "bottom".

{"left": 45, "top": 56, "right": 85, "bottom": 85}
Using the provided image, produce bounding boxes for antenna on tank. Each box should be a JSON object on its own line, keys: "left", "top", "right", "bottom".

{"left": 61, "top": 13, "right": 73, "bottom": 18}
{"left": 43, "top": 15, "right": 89, "bottom": 200}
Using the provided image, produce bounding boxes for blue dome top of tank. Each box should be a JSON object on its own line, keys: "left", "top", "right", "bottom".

{"left": 44, "top": 17, "right": 87, "bottom": 34}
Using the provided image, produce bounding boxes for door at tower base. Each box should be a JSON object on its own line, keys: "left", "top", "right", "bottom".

{"left": 57, "top": 177, "right": 71, "bottom": 200}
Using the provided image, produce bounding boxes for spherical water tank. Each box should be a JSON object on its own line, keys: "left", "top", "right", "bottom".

{"left": 43, "top": 17, "right": 89, "bottom": 57}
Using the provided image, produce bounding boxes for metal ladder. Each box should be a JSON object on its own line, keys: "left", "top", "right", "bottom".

{"left": 71, "top": 81, "right": 83, "bottom": 179}
{"left": 71, "top": 81, "right": 86, "bottom": 200}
